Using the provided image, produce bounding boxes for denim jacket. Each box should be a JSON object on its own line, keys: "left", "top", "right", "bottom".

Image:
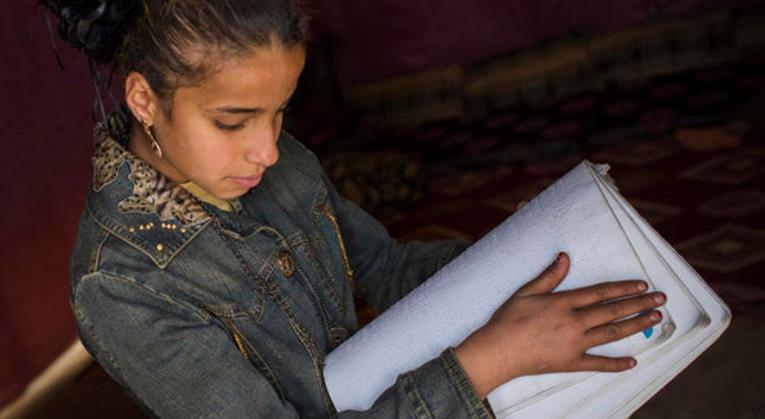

{"left": 69, "top": 108, "right": 494, "bottom": 418}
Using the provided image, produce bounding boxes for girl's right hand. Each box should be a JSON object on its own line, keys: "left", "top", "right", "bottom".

{"left": 455, "top": 252, "right": 666, "bottom": 399}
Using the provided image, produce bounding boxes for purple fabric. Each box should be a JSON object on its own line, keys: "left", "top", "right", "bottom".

{"left": 0, "top": 1, "right": 91, "bottom": 408}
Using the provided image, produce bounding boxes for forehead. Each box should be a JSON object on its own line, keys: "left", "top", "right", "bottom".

{"left": 176, "top": 45, "right": 306, "bottom": 107}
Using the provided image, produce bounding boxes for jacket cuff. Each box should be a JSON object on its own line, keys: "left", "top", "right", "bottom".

{"left": 405, "top": 347, "right": 495, "bottom": 418}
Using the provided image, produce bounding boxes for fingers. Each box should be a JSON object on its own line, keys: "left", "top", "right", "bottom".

{"left": 584, "top": 310, "right": 662, "bottom": 348}
{"left": 578, "top": 292, "right": 666, "bottom": 329}
{"left": 575, "top": 354, "right": 636, "bottom": 373}
{"left": 515, "top": 252, "right": 570, "bottom": 297}
{"left": 557, "top": 280, "right": 648, "bottom": 308}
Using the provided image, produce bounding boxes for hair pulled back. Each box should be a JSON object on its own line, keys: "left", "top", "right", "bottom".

{"left": 44, "top": 0, "right": 310, "bottom": 104}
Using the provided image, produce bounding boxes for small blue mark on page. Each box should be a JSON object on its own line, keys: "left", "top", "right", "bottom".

{"left": 642, "top": 326, "right": 654, "bottom": 338}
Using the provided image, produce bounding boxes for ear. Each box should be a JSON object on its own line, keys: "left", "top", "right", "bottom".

{"left": 124, "top": 71, "right": 159, "bottom": 125}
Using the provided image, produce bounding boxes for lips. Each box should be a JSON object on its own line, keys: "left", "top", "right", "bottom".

{"left": 229, "top": 174, "right": 263, "bottom": 188}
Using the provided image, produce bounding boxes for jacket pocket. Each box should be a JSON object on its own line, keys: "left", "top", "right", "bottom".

{"left": 220, "top": 316, "right": 287, "bottom": 400}
{"left": 201, "top": 291, "right": 266, "bottom": 324}
{"left": 198, "top": 299, "right": 286, "bottom": 401}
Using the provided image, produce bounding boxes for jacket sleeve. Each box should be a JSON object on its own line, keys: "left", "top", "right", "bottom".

{"left": 321, "top": 170, "right": 472, "bottom": 311}
{"left": 73, "top": 271, "right": 492, "bottom": 418}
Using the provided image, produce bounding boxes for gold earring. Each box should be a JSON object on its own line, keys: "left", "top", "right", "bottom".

{"left": 140, "top": 119, "right": 164, "bottom": 158}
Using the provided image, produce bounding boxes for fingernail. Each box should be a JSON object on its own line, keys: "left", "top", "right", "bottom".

{"left": 629, "top": 359, "right": 637, "bottom": 368}
{"left": 653, "top": 293, "right": 666, "bottom": 304}
{"left": 555, "top": 252, "right": 565, "bottom": 264}
{"left": 650, "top": 311, "right": 662, "bottom": 321}
{"left": 636, "top": 281, "right": 647, "bottom": 291}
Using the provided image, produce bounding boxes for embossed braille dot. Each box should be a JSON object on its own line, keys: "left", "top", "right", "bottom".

{"left": 128, "top": 227, "right": 136, "bottom": 233}
{"left": 156, "top": 244, "right": 164, "bottom": 252}
{"left": 181, "top": 228, "right": 187, "bottom": 233}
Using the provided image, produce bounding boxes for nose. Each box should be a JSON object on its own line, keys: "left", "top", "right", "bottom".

{"left": 244, "top": 128, "right": 280, "bottom": 168}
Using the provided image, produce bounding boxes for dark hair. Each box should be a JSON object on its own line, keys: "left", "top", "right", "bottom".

{"left": 44, "top": 0, "right": 310, "bottom": 106}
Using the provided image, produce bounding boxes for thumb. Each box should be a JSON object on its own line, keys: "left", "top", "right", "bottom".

{"left": 515, "top": 252, "right": 570, "bottom": 297}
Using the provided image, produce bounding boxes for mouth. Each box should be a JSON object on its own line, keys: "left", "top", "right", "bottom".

{"left": 228, "top": 174, "right": 263, "bottom": 188}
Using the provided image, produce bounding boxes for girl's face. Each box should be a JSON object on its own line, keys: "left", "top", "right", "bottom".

{"left": 129, "top": 44, "right": 306, "bottom": 200}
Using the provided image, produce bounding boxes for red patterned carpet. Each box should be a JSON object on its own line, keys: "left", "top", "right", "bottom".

{"left": 386, "top": 130, "right": 765, "bottom": 311}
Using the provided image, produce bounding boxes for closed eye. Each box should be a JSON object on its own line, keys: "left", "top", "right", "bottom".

{"left": 213, "top": 105, "right": 290, "bottom": 131}
{"left": 213, "top": 120, "right": 246, "bottom": 131}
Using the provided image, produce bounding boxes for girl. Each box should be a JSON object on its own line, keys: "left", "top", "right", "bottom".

{"left": 44, "top": 0, "right": 666, "bottom": 417}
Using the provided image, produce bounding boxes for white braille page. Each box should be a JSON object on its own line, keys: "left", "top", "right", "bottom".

{"left": 323, "top": 161, "right": 697, "bottom": 413}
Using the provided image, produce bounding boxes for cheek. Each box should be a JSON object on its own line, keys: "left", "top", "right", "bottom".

{"left": 175, "top": 125, "right": 236, "bottom": 176}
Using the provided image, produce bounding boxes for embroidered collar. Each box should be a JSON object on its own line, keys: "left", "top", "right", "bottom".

{"left": 91, "top": 107, "right": 238, "bottom": 226}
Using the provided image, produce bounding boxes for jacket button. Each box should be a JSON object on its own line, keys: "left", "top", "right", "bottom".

{"left": 277, "top": 250, "right": 295, "bottom": 278}
{"left": 329, "top": 327, "right": 348, "bottom": 346}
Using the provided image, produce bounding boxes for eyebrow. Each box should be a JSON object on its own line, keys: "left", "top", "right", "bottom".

{"left": 208, "top": 94, "right": 294, "bottom": 115}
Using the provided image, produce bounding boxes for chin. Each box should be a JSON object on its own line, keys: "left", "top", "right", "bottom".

{"left": 220, "top": 188, "right": 250, "bottom": 200}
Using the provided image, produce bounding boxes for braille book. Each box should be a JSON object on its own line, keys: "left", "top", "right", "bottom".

{"left": 323, "top": 161, "right": 731, "bottom": 418}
